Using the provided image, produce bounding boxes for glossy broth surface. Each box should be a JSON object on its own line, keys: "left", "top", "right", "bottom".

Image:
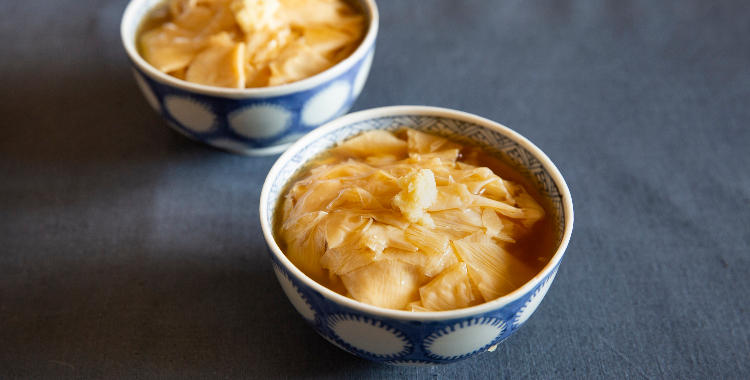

{"left": 274, "top": 128, "right": 559, "bottom": 311}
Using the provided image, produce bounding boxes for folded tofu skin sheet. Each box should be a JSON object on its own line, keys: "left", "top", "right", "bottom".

{"left": 275, "top": 129, "right": 558, "bottom": 312}
{"left": 138, "top": 0, "right": 365, "bottom": 88}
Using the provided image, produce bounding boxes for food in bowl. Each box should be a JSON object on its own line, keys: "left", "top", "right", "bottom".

{"left": 275, "top": 128, "right": 558, "bottom": 311}
{"left": 261, "top": 106, "right": 573, "bottom": 364}
{"left": 138, "top": 0, "right": 365, "bottom": 88}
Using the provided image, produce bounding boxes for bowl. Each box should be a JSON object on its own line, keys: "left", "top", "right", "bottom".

{"left": 259, "top": 106, "right": 574, "bottom": 364}
{"left": 120, "top": 0, "right": 379, "bottom": 155}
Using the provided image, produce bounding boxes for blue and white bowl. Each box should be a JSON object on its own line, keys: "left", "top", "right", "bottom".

{"left": 259, "top": 106, "right": 574, "bottom": 364}
{"left": 120, "top": 0, "right": 378, "bottom": 155}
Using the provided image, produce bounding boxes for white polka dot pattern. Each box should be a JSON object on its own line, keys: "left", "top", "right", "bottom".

{"left": 423, "top": 318, "right": 506, "bottom": 360}
{"left": 133, "top": 71, "right": 160, "bottom": 112}
{"left": 301, "top": 81, "right": 351, "bottom": 126}
{"left": 228, "top": 104, "right": 292, "bottom": 139}
{"left": 352, "top": 50, "right": 374, "bottom": 97}
{"left": 273, "top": 265, "right": 316, "bottom": 322}
{"left": 327, "top": 314, "right": 410, "bottom": 358}
{"left": 514, "top": 270, "right": 557, "bottom": 326}
{"left": 164, "top": 95, "right": 216, "bottom": 132}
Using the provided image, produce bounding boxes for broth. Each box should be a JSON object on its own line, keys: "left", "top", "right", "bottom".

{"left": 461, "top": 146, "right": 559, "bottom": 274}
{"left": 273, "top": 128, "right": 559, "bottom": 311}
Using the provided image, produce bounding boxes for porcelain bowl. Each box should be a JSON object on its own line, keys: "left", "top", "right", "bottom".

{"left": 120, "top": 0, "right": 378, "bottom": 155}
{"left": 259, "top": 106, "right": 574, "bottom": 364}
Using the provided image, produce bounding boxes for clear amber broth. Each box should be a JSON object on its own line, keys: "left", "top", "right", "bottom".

{"left": 273, "top": 129, "right": 559, "bottom": 294}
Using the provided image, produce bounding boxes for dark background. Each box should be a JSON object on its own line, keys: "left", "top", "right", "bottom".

{"left": 1, "top": 0, "right": 749, "bottom": 378}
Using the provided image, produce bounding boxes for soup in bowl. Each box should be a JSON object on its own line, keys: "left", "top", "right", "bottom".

{"left": 120, "top": 0, "right": 378, "bottom": 155}
{"left": 259, "top": 106, "right": 574, "bottom": 364}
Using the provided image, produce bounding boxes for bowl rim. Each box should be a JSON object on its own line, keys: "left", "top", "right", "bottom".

{"left": 120, "top": 0, "right": 379, "bottom": 99}
{"left": 259, "top": 105, "right": 574, "bottom": 321}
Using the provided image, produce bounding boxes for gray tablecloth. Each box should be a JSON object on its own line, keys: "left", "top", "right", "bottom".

{"left": 1, "top": 0, "right": 748, "bottom": 378}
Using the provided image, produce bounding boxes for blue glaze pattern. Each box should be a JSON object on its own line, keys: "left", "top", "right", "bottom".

{"left": 130, "top": 50, "right": 372, "bottom": 152}
{"left": 326, "top": 313, "right": 413, "bottom": 360}
{"left": 422, "top": 317, "right": 507, "bottom": 361}
{"left": 269, "top": 251, "right": 561, "bottom": 364}
{"left": 265, "top": 112, "right": 567, "bottom": 364}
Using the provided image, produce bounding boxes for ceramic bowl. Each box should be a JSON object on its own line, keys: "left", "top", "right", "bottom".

{"left": 120, "top": 0, "right": 378, "bottom": 155}
{"left": 259, "top": 106, "right": 574, "bottom": 364}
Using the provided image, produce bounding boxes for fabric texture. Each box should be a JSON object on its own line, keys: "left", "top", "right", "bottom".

{"left": 0, "top": 0, "right": 748, "bottom": 378}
